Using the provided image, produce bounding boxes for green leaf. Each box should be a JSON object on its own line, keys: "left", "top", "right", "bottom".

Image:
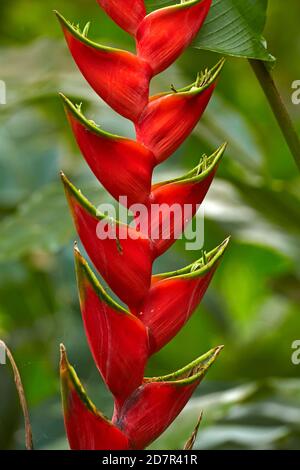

{"left": 0, "top": 178, "right": 107, "bottom": 262}
{"left": 145, "top": 0, "right": 274, "bottom": 61}
{"left": 0, "top": 183, "right": 73, "bottom": 261}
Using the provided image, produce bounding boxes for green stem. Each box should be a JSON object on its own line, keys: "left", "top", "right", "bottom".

{"left": 249, "top": 59, "right": 300, "bottom": 173}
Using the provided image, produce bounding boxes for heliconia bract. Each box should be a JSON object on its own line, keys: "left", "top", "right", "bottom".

{"left": 57, "top": 0, "right": 230, "bottom": 450}
{"left": 136, "top": 0, "right": 212, "bottom": 75}
{"left": 61, "top": 343, "right": 222, "bottom": 450}
{"left": 97, "top": 0, "right": 146, "bottom": 36}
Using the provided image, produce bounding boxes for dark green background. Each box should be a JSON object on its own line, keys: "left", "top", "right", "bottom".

{"left": 0, "top": 0, "right": 300, "bottom": 449}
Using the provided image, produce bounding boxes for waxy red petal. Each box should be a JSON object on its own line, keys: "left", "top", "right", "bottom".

{"left": 97, "top": 0, "right": 146, "bottom": 36}
{"left": 116, "top": 346, "right": 223, "bottom": 449}
{"left": 61, "top": 173, "right": 154, "bottom": 310}
{"left": 136, "top": 0, "right": 212, "bottom": 75}
{"left": 61, "top": 95, "right": 155, "bottom": 207}
{"left": 135, "top": 60, "right": 224, "bottom": 162}
{"left": 60, "top": 345, "right": 130, "bottom": 450}
{"left": 56, "top": 11, "right": 152, "bottom": 122}
{"left": 74, "top": 248, "right": 149, "bottom": 411}
{"left": 136, "top": 239, "right": 229, "bottom": 354}
{"left": 139, "top": 144, "right": 226, "bottom": 257}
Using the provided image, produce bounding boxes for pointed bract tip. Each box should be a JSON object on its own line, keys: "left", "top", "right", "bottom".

{"left": 185, "top": 345, "right": 224, "bottom": 383}
{"left": 212, "top": 57, "right": 226, "bottom": 80}
{"left": 208, "top": 236, "right": 230, "bottom": 264}
{"left": 60, "top": 171, "right": 73, "bottom": 190}
{"left": 221, "top": 236, "right": 231, "bottom": 250}
{"left": 60, "top": 173, "right": 104, "bottom": 221}
{"left": 73, "top": 241, "right": 85, "bottom": 265}
{"left": 73, "top": 244, "right": 88, "bottom": 274}
{"left": 60, "top": 171, "right": 72, "bottom": 191}
{"left": 60, "top": 171, "right": 71, "bottom": 193}
{"left": 59, "top": 94, "right": 85, "bottom": 124}
{"left": 59, "top": 93, "right": 115, "bottom": 139}
{"left": 74, "top": 244, "right": 86, "bottom": 271}
{"left": 146, "top": 345, "right": 224, "bottom": 386}
{"left": 214, "top": 344, "right": 224, "bottom": 356}
{"left": 54, "top": 10, "right": 66, "bottom": 24}
{"left": 60, "top": 343, "right": 69, "bottom": 371}
{"left": 217, "top": 56, "right": 226, "bottom": 68}
{"left": 212, "top": 141, "right": 227, "bottom": 164}
{"left": 59, "top": 92, "right": 69, "bottom": 104}
{"left": 183, "top": 345, "right": 224, "bottom": 384}
{"left": 59, "top": 92, "right": 77, "bottom": 112}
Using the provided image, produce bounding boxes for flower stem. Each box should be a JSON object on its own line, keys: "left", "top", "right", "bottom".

{"left": 249, "top": 59, "right": 300, "bottom": 173}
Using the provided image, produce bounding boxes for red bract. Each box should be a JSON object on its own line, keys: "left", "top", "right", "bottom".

{"left": 115, "top": 346, "right": 223, "bottom": 449}
{"left": 57, "top": 0, "right": 229, "bottom": 450}
{"left": 61, "top": 344, "right": 222, "bottom": 450}
{"left": 55, "top": 11, "right": 152, "bottom": 122}
{"left": 74, "top": 246, "right": 149, "bottom": 411}
{"left": 136, "top": 0, "right": 212, "bottom": 75}
{"left": 136, "top": 60, "right": 224, "bottom": 162}
{"left": 61, "top": 94, "right": 155, "bottom": 207}
{"left": 137, "top": 143, "right": 226, "bottom": 256}
{"left": 136, "top": 238, "right": 230, "bottom": 353}
{"left": 97, "top": 0, "right": 146, "bottom": 36}
{"left": 61, "top": 173, "right": 153, "bottom": 309}
{"left": 60, "top": 345, "right": 130, "bottom": 450}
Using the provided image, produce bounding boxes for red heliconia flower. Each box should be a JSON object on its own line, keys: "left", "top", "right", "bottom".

{"left": 136, "top": 0, "right": 212, "bottom": 75}
{"left": 61, "top": 343, "right": 222, "bottom": 450}
{"left": 115, "top": 346, "right": 223, "bottom": 449}
{"left": 74, "top": 246, "right": 149, "bottom": 412}
{"left": 60, "top": 94, "right": 155, "bottom": 207}
{"left": 55, "top": 11, "right": 152, "bottom": 122}
{"left": 97, "top": 0, "right": 146, "bottom": 36}
{"left": 135, "top": 60, "right": 225, "bottom": 162}
{"left": 60, "top": 344, "right": 130, "bottom": 450}
{"left": 137, "top": 143, "right": 226, "bottom": 256}
{"left": 61, "top": 173, "right": 154, "bottom": 310}
{"left": 57, "top": 0, "right": 228, "bottom": 451}
{"left": 135, "top": 238, "right": 230, "bottom": 354}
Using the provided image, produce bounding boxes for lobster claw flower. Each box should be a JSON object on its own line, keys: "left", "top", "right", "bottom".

{"left": 74, "top": 247, "right": 149, "bottom": 411}
{"left": 60, "top": 345, "right": 130, "bottom": 450}
{"left": 61, "top": 173, "right": 153, "bottom": 310}
{"left": 140, "top": 143, "right": 226, "bottom": 257}
{"left": 57, "top": 0, "right": 228, "bottom": 452}
{"left": 135, "top": 59, "right": 225, "bottom": 162}
{"left": 136, "top": 0, "right": 212, "bottom": 75}
{"left": 55, "top": 11, "right": 152, "bottom": 122}
{"left": 97, "top": 0, "right": 146, "bottom": 36}
{"left": 136, "top": 238, "right": 230, "bottom": 354}
{"left": 60, "top": 94, "right": 155, "bottom": 207}
{"left": 115, "top": 346, "right": 223, "bottom": 449}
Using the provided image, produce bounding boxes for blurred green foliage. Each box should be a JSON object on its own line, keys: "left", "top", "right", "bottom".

{"left": 0, "top": 0, "right": 300, "bottom": 450}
